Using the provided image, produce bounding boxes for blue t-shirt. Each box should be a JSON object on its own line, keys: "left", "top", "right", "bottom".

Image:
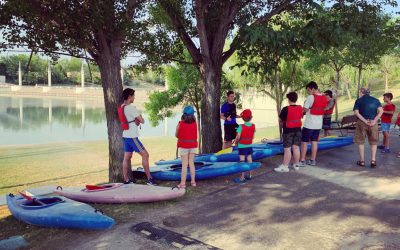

{"left": 221, "top": 102, "right": 237, "bottom": 125}
{"left": 353, "top": 94, "right": 381, "bottom": 120}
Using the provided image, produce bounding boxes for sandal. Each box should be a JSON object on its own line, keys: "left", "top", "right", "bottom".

{"left": 176, "top": 184, "right": 186, "bottom": 189}
{"left": 370, "top": 160, "right": 377, "bottom": 168}
{"left": 190, "top": 182, "right": 197, "bottom": 187}
{"left": 356, "top": 160, "right": 365, "bottom": 167}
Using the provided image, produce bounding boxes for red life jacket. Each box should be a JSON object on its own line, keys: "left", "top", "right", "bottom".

{"left": 239, "top": 124, "right": 255, "bottom": 145}
{"left": 177, "top": 121, "right": 198, "bottom": 148}
{"left": 286, "top": 105, "right": 303, "bottom": 128}
{"left": 324, "top": 99, "right": 336, "bottom": 115}
{"left": 395, "top": 112, "right": 400, "bottom": 126}
{"left": 310, "top": 94, "right": 328, "bottom": 115}
{"left": 117, "top": 104, "right": 131, "bottom": 130}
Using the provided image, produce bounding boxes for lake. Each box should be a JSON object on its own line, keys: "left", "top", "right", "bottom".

{"left": 0, "top": 92, "right": 286, "bottom": 146}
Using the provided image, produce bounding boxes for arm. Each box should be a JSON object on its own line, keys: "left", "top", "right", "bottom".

{"left": 354, "top": 110, "right": 368, "bottom": 124}
{"left": 369, "top": 107, "right": 384, "bottom": 126}
{"left": 134, "top": 114, "right": 144, "bottom": 124}
{"left": 234, "top": 132, "right": 241, "bottom": 146}
{"left": 175, "top": 123, "right": 180, "bottom": 138}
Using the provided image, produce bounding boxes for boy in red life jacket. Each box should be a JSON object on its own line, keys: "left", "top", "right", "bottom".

{"left": 233, "top": 109, "right": 255, "bottom": 183}
{"left": 378, "top": 93, "right": 396, "bottom": 153}
{"left": 175, "top": 106, "right": 198, "bottom": 189}
{"left": 119, "top": 88, "right": 155, "bottom": 185}
{"left": 323, "top": 90, "right": 336, "bottom": 137}
{"left": 299, "top": 81, "right": 328, "bottom": 167}
{"left": 274, "top": 92, "right": 302, "bottom": 172}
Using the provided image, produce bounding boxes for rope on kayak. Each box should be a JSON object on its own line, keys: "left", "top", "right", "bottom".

{"left": 8, "top": 193, "right": 14, "bottom": 197}
{"left": 94, "top": 209, "right": 104, "bottom": 215}
{"left": 56, "top": 186, "right": 63, "bottom": 191}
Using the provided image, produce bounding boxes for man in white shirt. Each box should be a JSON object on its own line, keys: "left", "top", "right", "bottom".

{"left": 299, "top": 81, "right": 328, "bottom": 166}
{"left": 120, "top": 88, "right": 155, "bottom": 185}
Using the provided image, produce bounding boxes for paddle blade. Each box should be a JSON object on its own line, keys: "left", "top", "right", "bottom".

{"left": 215, "top": 147, "right": 233, "bottom": 155}
{"left": 18, "top": 191, "right": 33, "bottom": 201}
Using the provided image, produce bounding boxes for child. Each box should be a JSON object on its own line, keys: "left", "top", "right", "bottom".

{"left": 274, "top": 92, "right": 302, "bottom": 172}
{"left": 234, "top": 109, "right": 255, "bottom": 183}
{"left": 175, "top": 106, "right": 198, "bottom": 188}
{"left": 378, "top": 93, "right": 395, "bottom": 153}
{"left": 323, "top": 90, "right": 336, "bottom": 137}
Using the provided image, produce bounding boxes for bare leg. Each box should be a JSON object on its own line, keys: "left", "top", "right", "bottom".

{"left": 180, "top": 154, "right": 189, "bottom": 186}
{"left": 283, "top": 147, "right": 291, "bottom": 166}
{"left": 311, "top": 141, "right": 318, "bottom": 161}
{"left": 358, "top": 144, "right": 365, "bottom": 162}
{"left": 223, "top": 140, "right": 232, "bottom": 149}
{"left": 239, "top": 155, "right": 245, "bottom": 180}
{"left": 138, "top": 150, "right": 152, "bottom": 180}
{"left": 300, "top": 141, "right": 308, "bottom": 161}
{"left": 246, "top": 155, "right": 253, "bottom": 177}
{"left": 292, "top": 145, "right": 300, "bottom": 164}
{"left": 188, "top": 153, "right": 196, "bottom": 184}
{"left": 123, "top": 152, "right": 133, "bottom": 182}
{"left": 371, "top": 145, "right": 377, "bottom": 161}
{"left": 383, "top": 131, "right": 389, "bottom": 148}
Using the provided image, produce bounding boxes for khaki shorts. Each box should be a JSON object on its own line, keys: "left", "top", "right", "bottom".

{"left": 179, "top": 147, "right": 198, "bottom": 156}
{"left": 354, "top": 120, "right": 379, "bottom": 145}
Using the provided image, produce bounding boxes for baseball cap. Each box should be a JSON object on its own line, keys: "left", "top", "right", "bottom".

{"left": 240, "top": 109, "right": 252, "bottom": 119}
{"left": 183, "top": 106, "right": 195, "bottom": 115}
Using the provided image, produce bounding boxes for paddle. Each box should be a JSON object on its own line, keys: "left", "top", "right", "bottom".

{"left": 214, "top": 147, "right": 233, "bottom": 155}
{"left": 18, "top": 191, "right": 46, "bottom": 206}
{"left": 85, "top": 185, "right": 105, "bottom": 190}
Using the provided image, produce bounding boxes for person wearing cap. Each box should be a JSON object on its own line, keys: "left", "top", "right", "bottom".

{"left": 353, "top": 87, "right": 383, "bottom": 168}
{"left": 221, "top": 90, "right": 240, "bottom": 149}
{"left": 175, "top": 106, "right": 198, "bottom": 189}
{"left": 121, "top": 88, "right": 155, "bottom": 185}
{"left": 233, "top": 109, "right": 255, "bottom": 183}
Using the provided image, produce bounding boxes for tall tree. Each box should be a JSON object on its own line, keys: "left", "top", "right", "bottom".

{"left": 0, "top": 0, "right": 148, "bottom": 182}
{"left": 145, "top": 0, "right": 309, "bottom": 153}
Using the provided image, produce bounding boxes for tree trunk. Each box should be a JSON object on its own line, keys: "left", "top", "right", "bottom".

{"left": 199, "top": 63, "right": 222, "bottom": 153}
{"left": 357, "top": 64, "right": 362, "bottom": 99}
{"left": 345, "top": 81, "right": 352, "bottom": 100}
{"left": 196, "top": 108, "right": 202, "bottom": 153}
{"left": 335, "top": 69, "right": 340, "bottom": 122}
{"left": 274, "top": 69, "right": 282, "bottom": 140}
{"left": 96, "top": 51, "right": 124, "bottom": 183}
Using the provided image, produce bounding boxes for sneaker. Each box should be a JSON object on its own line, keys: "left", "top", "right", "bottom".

{"left": 377, "top": 145, "right": 385, "bottom": 149}
{"left": 146, "top": 178, "right": 157, "bottom": 186}
{"left": 381, "top": 148, "right": 390, "bottom": 153}
{"left": 292, "top": 164, "right": 300, "bottom": 171}
{"left": 274, "top": 165, "right": 289, "bottom": 172}
{"left": 306, "top": 159, "right": 317, "bottom": 166}
{"left": 233, "top": 177, "right": 246, "bottom": 184}
{"left": 298, "top": 161, "right": 306, "bottom": 167}
{"left": 123, "top": 179, "right": 135, "bottom": 184}
{"left": 244, "top": 174, "right": 252, "bottom": 180}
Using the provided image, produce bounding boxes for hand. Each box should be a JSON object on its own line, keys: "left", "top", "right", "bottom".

{"left": 369, "top": 119, "right": 377, "bottom": 126}
{"left": 134, "top": 118, "right": 141, "bottom": 126}
{"left": 226, "top": 115, "right": 232, "bottom": 122}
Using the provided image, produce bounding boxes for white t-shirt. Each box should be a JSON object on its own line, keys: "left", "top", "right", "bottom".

{"left": 303, "top": 94, "right": 323, "bottom": 129}
{"left": 122, "top": 104, "right": 141, "bottom": 138}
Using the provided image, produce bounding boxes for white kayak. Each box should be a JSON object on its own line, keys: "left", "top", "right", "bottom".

{"left": 54, "top": 183, "right": 185, "bottom": 203}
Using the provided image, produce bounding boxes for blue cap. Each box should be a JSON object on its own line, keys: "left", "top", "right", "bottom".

{"left": 183, "top": 106, "right": 195, "bottom": 115}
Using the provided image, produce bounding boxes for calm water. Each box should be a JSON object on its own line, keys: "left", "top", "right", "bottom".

{"left": 0, "top": 96, "right": 181, "bottom": 145}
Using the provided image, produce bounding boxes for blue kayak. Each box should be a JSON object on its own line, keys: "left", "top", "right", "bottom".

{"left": 7, "top": 194, "right": 115, "bottom": 230}
{"left": 156, "top": 136, "right": 353, "bottom": 165}
{"left": 137, "top": 161, "right": 262, "bottom": 181}
{"left": 156, "top": 147, "right": 283, "bottom": 165}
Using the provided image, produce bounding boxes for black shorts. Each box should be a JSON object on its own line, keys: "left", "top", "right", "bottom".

{"left": 224, "top": 123, "right": 238, "bottom": 142}
{"left": 322, "top": 116, "right": 332, "bottom": 129}
{"left": 282, "top": 131, "right": 302, "bottom": 148}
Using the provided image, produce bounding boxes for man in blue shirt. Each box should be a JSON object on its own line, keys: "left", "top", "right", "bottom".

{"left": 353, "top": 87, "right": 383, "bottom": 168}
{"left": 220, "top": 90, "right": 240, "bottom": 149}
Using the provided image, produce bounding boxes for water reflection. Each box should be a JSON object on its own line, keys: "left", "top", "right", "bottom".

{"left": 0, "top": 96, "right": 179, "bottom": 145}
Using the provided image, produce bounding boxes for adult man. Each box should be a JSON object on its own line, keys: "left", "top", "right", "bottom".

{"left": 119, "top": 88, "right": 155, "bottom": 185}
{"left": 299, "top": 81, "right": 328, "bottom": 166}
{"left": 353, "top": 87, "right": 383, "bottom": 168}
{"left": 220, "top": 90, "right": 240, "bottom": 149}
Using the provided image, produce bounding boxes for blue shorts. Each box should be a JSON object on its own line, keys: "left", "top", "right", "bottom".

{"left": 238, "top": 147, "right": 253, "bottom": 156}
{"left": 381, "top": 123, "right": 391, "bottom": 132}
{"left": 301, "top": 128, "right": 320, "bottom": 142}
{"left": 123, "top": 138, "right": 146, "bottom": 153}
